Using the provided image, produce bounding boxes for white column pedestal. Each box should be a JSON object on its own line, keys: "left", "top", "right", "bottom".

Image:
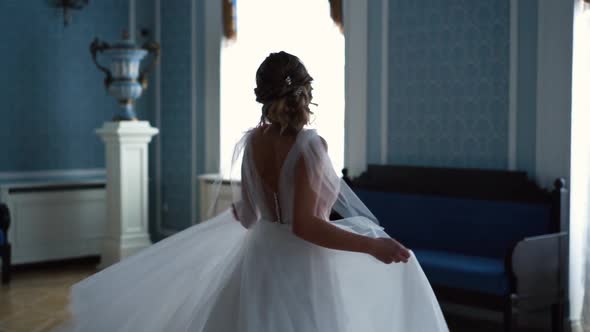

{"left": 96, "top": 121, "right": 159, "bottom": 268}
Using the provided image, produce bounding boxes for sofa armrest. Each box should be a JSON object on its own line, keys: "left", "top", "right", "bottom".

{"left": 0, "top": 203, "right": 9, "bottom": 235}
{"left": 510, "top": 232, "right": 568, "bottom": 309}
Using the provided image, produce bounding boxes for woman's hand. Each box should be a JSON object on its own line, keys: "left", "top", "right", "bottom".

{"left": 368, "top": 237, "right": 411, "bottom": 264}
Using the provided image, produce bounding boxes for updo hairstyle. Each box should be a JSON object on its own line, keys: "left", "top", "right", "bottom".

{"left": 254, "top": 51, "right": 314, "bottom": 133}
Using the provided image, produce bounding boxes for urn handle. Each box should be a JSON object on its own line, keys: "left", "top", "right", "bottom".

{"left": 90, "top": 38, "right": 113, "bottom": 87}
{"left": 138, "top": 41, "right": 161, "bottom": 89}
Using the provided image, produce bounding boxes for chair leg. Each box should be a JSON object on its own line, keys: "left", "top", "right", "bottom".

{"left": 504, "top": 298, "right": 518, "bottom": 332}
{"left": 552, "top": 303, "right": 566, "bottom": 332}
{"left": 551, "top": 303, "right": 560, "bottom": 332}
{"left": 1, "top": 244, "right": 11, "bottom": 284}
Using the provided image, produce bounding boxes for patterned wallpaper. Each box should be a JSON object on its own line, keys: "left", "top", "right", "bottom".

{"left": 159, "top": 0, "right": 193, "bottom": 230}
{"left": 386, "top": 0, "right": 510, "bottom": 169}
{"left": 367, "top": 0, "right": 384, "bottom": 165}
{"left": 158, "top": 0, "right": 207, "bottom": 231}
{"left": 516, "top": 0, "right": 538, "bottom": 176}
{"left": 0, "top": 1, "right": 128, "bottom": 172}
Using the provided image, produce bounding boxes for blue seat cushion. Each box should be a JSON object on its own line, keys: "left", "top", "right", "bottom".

{"left": 414, "top": 249, "right": 510, "bottom": 296}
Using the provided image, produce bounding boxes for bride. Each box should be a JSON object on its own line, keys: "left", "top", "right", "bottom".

{"left": 55, "top": 51, "right": 449, "bottom": 332}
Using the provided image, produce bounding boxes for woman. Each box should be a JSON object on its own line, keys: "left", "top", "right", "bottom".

{"left": 56, "top": 51, "right": 449, "bottom": 331}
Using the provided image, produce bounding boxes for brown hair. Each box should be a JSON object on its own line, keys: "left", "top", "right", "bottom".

{"left": 254, "top": 51, "right": 314, "bottom": 133}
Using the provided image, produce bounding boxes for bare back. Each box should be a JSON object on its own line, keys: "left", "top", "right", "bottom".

{"left": 245, "top": 125, "right": 301, "bottom": 224}
{"left": 248, "top": 125, "right": 298, "bottom": 194}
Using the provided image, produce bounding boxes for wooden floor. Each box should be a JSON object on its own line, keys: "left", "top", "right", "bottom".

{"left": 0, "top": 264, "right": 97, "bottom": 332}
{"left": 0, "top": 262, "right": 552, "bottom": 332}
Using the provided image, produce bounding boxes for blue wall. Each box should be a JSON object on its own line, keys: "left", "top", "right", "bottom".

{"left": 516, "top": 0, "right": 538, "bottom": 176}
{"left": 366, "top": 0, "right": 540, "bottom": 174}
{"left": 158, "top": 0, "right": 207, "bottom": 231}
{"left": 158, "top": 0, "right": 193, "bottom": 231}
{"left": 367, "top": 0, "right": 384, "bottom": 165}
{"left": 386, "top": 0, "right": 510, "bottom": 169}
{"left": 0, "top": 1, "right": 129, "bottom": 172}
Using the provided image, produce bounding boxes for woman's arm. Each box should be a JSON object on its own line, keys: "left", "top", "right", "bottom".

{"left": 292, "top": 142, "right": 410, "bottom": 264}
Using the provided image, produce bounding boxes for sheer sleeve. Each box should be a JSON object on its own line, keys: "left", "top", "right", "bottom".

{"left": 232, "top": 131, "right": 261, "bottom": 228}
{"left": 292, "top": 153, "right": 323, "bottom": 227}
{"left": 206, "top": 129, "right": 260, "bottom": 228}
{"left": 282, "top": 130, "right": 389, "bottom": 238}
{"left": 233, "top": 160, "right": 258, "bottom": 228}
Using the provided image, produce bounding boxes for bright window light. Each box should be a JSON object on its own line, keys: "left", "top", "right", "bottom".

{"left": 220, "top": 0, "right": 345, "bottom": 178}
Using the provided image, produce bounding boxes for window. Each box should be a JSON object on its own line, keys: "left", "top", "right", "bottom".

{"left": 220, "top": 0, "right": 345, "bottom": 178}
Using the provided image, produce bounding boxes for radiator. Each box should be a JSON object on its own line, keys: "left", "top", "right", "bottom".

{"left": 0, "top": 182, "right": 107, "bottom": 264}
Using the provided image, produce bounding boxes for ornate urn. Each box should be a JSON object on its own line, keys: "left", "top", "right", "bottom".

{"left": 90, "top": 31, "right": 160, "bottom": 120}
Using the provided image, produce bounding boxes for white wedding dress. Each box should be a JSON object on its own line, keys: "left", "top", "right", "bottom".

{"left": 55, "top": 128, "right": 449, "bottom": 332}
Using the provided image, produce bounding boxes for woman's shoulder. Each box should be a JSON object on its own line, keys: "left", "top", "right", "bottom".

{"left": 288, "top": 129, "right": 328, "bottom": 158}
{"left": 299, "top": 129, "right": 326, "bottom": 148}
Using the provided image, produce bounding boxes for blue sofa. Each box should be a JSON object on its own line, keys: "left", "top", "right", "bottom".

{"left": 0, "top": 203, "right": 10, "bottom": 284}
{"left": 344, "top": 165, "right": 569, "bottom": 332}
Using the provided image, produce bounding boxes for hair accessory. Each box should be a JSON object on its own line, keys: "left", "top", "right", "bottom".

{"left": 285, "top": 76, "right": 292, "bottom": 86}
{"left": 294, "top": 86, "right": 304, "bottom": 97}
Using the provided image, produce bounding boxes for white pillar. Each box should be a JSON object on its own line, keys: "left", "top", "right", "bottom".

{"left": 96, "top": 121, "right": 159, "bottom": 268}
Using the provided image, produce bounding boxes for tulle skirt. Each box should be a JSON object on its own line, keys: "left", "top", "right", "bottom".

{"left": 53, "top": 210, "right": 449, "bottom": 332}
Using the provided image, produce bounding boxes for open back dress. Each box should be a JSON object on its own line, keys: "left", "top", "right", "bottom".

{"left": 55, "top": 127, "right": 449, "bottom": 332}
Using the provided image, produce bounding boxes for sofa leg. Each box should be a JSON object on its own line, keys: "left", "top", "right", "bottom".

{"left": 504, "top": 299, "right": 518, "bottom": 332}
{"left": 1, "top": 244, "right": 10, "bottom": 285}
{"left": 552, "top": 303, "right": 566, "bottom": 332}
